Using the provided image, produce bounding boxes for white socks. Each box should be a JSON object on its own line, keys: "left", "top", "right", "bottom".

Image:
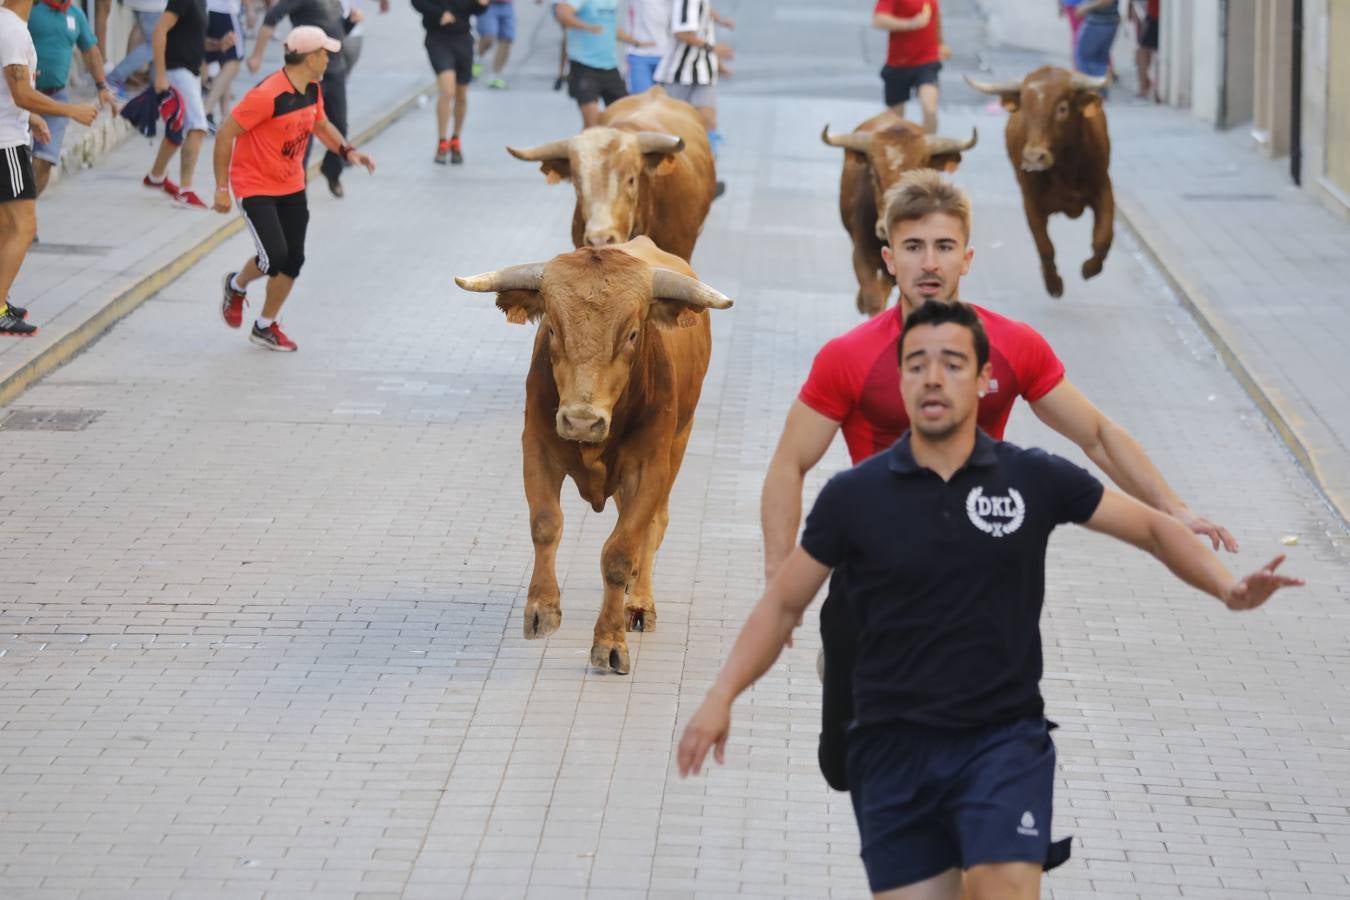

{"left": 256, "top": 317, "right": 274, "bottom": 330}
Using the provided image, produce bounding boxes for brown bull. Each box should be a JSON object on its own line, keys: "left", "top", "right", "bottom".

{"left": 967, "top": 66, "right": 1113, "bottom": 298}
{"left": 507, "top": 87, "right": 717, "bottom": 262}
{"left": 455, "top": 237, "right": 733, "bottom": 675}
{"left": 822, "top": 111, "right": 977, "bottom": 316}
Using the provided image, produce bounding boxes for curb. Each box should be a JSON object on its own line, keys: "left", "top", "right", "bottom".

{"left": 1114, "top": 192, "right": 1350, "bottom": 528}
{"left": 0, "top": 81, "right": 433, "bottom": 408}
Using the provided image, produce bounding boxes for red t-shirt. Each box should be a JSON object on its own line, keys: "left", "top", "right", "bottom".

{"left": 228, "top": 70, "right": 326, "bottom": 199}
{"left": 876, "top": 0, "right": 941, "bottom": 69}
{"left": 798, "top": 304, "right": 1066, "bottom": 464}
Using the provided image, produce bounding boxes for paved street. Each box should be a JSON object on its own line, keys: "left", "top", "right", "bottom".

{"left": 2, "top": 1, "right": 1349, "bottom": 898}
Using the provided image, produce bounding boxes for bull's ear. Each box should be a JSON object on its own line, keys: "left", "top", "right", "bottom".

{"left": 643, "top": 152, "right": 679, "bottom": 176}
{"left": 1076, "top": 92, "right": 1103, "bottom": 118}
{"left": 494, "top": 289, "right": 544, "bottom": 324}
{"left": 540, "top": 159, "right": 572, "bottom": 184}
{"left": 1000, "top": 91, "right": 1021, "bottom": 112}
{"left": 928, "top": 152, "right": 964, "bottom": 173}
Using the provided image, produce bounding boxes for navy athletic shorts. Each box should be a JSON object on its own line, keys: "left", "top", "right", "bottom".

{"left": 847, "top": 716, "right": 1058, "bottom": 892}
{"left": 881, "top": 61, "right": 941, "bottom": 107}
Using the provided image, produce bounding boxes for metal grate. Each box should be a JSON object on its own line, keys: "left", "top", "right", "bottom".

{"left": 1180, "top": 193, "right": 1278, "bottom": 202}
{"left": 27, "top": 243, "right": 113, "bottom": 256}
{"left": 0, "top": 409, "right": 104, "bottom": 431}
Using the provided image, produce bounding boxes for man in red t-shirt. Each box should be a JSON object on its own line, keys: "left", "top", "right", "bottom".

{"left": 871, "top": 0, "right": 949, "bottom": 133}
{"left": 209, "top": 26, "right": 376, "bottom": 352}
{"left": 760, "top": 170, "right": 1236, "bottom": 791}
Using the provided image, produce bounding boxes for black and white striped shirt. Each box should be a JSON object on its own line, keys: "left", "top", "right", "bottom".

{"left": 653, "top": 0, "right": 717, "bottom": 86}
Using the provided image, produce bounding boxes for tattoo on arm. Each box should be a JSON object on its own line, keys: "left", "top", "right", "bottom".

{"left": 4, "top": 65, "right": 29, "bottom": 89}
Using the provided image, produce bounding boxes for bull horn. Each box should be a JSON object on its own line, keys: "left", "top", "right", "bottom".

{"left": 963, "top": 74, "right": 1023, "bottom": 95}
{"left": 650, "top": 268, "right": 733, "bottom": 310}
{"left": 506, "top": 138, "right": 573, "bottom": 162}
{"left": 455, "top": 263, "right": 547, "bottom": 294}
{"left": 820, "top": 125, "right": 873, "bottom": 153}
{"left": 1070, "top": 72, "right": 1110, "bottom": 92}
{"left": 636, "top": 132, "right": 684, "bottom": 154}
{"left": 925, "top": 128, "right": 978, "bottom": 157}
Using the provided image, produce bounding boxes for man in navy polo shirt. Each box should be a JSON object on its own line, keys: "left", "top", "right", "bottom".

{"left": 677, "top": 301, "right": 1302, "bottom": 899}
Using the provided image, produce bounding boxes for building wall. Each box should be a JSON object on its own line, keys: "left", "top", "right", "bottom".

{"left": 1190, "top": 0, "right": 1223, "bottom": 123}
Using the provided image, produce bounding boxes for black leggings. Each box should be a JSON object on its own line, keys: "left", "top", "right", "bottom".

{"left": 240, "top": 191, "right": 309, "bottom": 279}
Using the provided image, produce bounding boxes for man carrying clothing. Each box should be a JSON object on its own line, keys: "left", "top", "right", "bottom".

{"left": 553, "top": 0, "right": 644, "bottom": 127}
{"left": 0, "top": 0, "right": 97, "bottom": 336}
{"left": 143, "top": 0, "right": 213, "bottom": 207}
{"left": 412, "top": 0, "right": 486, "bottom": 164}
{"left": 214, "top": 25, "right": 375, "bottom": 351}
{"left": 27, "top": 0, "right": 117, "bottom": 195}
{"left": 680, "top": 299, "right": 1301, "bottom": 899}
{"left": 757, "top": 171, "right": 1236, "bottom": 792}
{"left": 248, "top": 0, "right": 351, "bottom": 197}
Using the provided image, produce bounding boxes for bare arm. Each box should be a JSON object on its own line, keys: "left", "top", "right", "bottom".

{"left": 79, "top": 46, "right": 115, "bottom": 109}
{"left": 554, "top": 3, "right": 600, "bottom": 33}
{"left": 872, "top": 2, "right": 931, "bottom": 32}
{"left": 151, "top": 10, "right": 176, "bottom": 89}
{"left": 760, "top": 400, "right": 841, "bottom": 582}
{"left": 313, "top": 117, "right": 376, "bottom": 171}
{"left": 212, "top": 114, "right": 244, "bottom": 196}
{"left": 1031, "top": 379, "right": 1238, "bottom": 551}
{"left": 1083, "top": 490, "right": 1301, "bottom": 609}
{"left": 676, "top": 546, "right": 832, "bottom": 775}
{"left": 3, "top": 65, "right": 96, "bottom": 121}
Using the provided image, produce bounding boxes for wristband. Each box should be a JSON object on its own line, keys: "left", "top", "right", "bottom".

{"left": 95, "top": 81, "right": 107, "bottom": 90}
{"left": 215, "top": 186, "right": 230, "bottom": 193}
{"left": 339, "top": 142, "right": 355, "bottom": 160}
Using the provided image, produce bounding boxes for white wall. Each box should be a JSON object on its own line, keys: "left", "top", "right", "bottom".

{"left": 1191, "top": 0, "right": 1222, "bottom": 123}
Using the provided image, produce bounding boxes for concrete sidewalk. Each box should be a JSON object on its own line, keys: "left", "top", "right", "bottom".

{"left": 0, "top": 5, "right": 444, "bottom": 405}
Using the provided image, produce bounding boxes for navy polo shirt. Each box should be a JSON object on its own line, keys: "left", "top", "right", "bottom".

{"left": 801, "top": 430, "right": 1105, "bottom": 730}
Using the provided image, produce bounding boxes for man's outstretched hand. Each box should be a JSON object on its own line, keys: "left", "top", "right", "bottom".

{"left": 1223, "top": 555, "right": 1303, "bottom": 610}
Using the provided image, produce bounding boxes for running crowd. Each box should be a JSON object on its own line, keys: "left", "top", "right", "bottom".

{"left": 0, "top": 0, "right": 731, "bottom": 342}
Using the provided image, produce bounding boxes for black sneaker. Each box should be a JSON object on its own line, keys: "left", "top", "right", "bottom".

{"left": 4, "top": 301, "right": 27, "bottom": 321}
{"left": 449, "top": 137, "right": 463, "bottom": 165}
{"left": 0, "top": 309, "right": 36, "bottom": 336}
{"left": 434, "top": 139, "right": 449, "bottom": 165}
{"left": 713, "top": 180, "right": 726, "bottom": 199}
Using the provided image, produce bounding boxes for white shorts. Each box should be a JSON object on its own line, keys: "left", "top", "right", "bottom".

{"left": 165, "top": 67, "right": 209, "bottom": 132}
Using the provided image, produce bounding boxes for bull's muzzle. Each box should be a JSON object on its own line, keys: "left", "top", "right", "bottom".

{"left": 557, "top": 406, "right": 610, "bottom": 443}
{"left": 1021, "top": 146, "right": 1054, "bottom": 172}
{"left": 583, "top": 230, "right": 622, "bottom": 247}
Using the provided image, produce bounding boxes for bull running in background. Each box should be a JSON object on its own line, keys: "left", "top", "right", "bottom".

{"left": 968, "top": 66, "right": 1114, "bottom": 299}
{"left": 507, "top": 87, "right": 716, "bottom": 262}
{"left": 456, "top": 237, "right": 733, "bottom": 675}
{"left": 821, "top": 111, "right": 977, "bottom": 316}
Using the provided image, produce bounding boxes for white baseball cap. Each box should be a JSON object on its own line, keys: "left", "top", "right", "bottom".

{"left": 285, "top": 25, "right": 340, "bottom": 54}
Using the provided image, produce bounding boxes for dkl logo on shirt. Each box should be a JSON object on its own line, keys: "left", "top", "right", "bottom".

{"left": 966, "top": 487, "right": 1025, "bottom": 537}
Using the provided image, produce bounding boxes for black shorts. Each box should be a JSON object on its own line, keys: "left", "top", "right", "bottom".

{"left": 567, "top": 60, "right": 627, "bottom": 107}
{"left": 881, "top": 60, "right": 941, "bottom": 107}
{"left": 1140, "top": 15, "right": 1159, "bottom": 50}
{"left": 848, "top": 717, "right": 1059, "bottom": 892}
{"left": 205, "top": 11, "right": 241, "bottom": 63}
{"left": 240, "top": 191, "right": 309, "bottom": 279}
{"left": 425, "top": 31, "right": 474, "bottom": 82}
{"left": 0, "top": 145, "right": 37, "bottom": 202}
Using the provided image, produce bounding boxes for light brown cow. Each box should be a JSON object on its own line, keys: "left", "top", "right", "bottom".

{"left": 455, "top": 237, "right": 732, "bottom": 675}
{"left": 507, "top": 87, "right": 716, "bottom": 262}
{"left": 822, "top": 111, "right": 977, "bottom": 316}
{"left": 966, "top": 66, "right": 1113, "bottom": 298}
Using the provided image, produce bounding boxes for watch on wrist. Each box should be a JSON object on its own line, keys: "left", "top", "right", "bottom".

{"left": 339, "top": 142, "right": 355, "bottom": 160}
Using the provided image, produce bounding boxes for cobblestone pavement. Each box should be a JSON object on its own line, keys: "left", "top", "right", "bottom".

{"left": 2, "top": 1, "right": 1348, "bottom": 898}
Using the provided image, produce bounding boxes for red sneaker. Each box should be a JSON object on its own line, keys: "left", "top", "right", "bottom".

{"left": 249, "top": 321, "right": 298, "bottom": 352}
{"left": 221, "top": 272, "right": 246, "bottom": 328}
{"left": 434, "top": 139, "right": 450, "bottom": 165}
{"left": 176, "top": 189, "right": 208, "bottom": 209}
{"left": 449, "top": 136, "right": 463, "bottom": 165}
{"left": 144, "top": 174, "right": 179, "bottom": 198}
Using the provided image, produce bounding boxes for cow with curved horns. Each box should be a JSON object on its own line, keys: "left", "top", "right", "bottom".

{"left": 455, "top": 237, "right": 733, "bottom": 675}
{"left": 966, "top": 66, "right": 1113, "bottom": 298}
{"left": 507, "top": 87, "right": 717, "bottom": 262}
{"left": 821, "top": 111, "right": 977, "bottom": 316}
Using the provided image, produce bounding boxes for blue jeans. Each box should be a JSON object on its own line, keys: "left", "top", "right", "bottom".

{"left": 626, "top": 53, "right": 660, "bottom": 94}
{"left": 1074, "top": 13, "right": 1119, "bottom": 78}
{"left": 108, "top": 10, "right": 162, "bottom": 84}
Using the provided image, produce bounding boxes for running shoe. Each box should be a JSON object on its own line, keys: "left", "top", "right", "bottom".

{"left": 176, "top": 189, "right": 208, "bottom": 209}
{"left": 3, "top": 301, "right": 27, "bottom": 321}
{"left": 488, "top": 78, "right": 506, "bottom": 90}
{"left": 250, "top": 321, "right": 297, "bottom": 352}
{"left": 472, "top": 62, "right": 483, "bottom": 77}
{"left": 450, "top": 136, "right": 463, "bottom": 165}
{"left": 221, "top": 272, "right": 246, "bottom": 328}
{"left": 434, "top": 139, "right": 449, "bottom": 165}
{"left": 144, "top": 174, "right": 180, "bottom": 198}
{"left": 0, "top": 309, "right": 36, "bottom": 336}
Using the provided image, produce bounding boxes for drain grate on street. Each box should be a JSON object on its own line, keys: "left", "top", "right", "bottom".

{"left": 0, "top": 408, "right": 104, "bottom": 431}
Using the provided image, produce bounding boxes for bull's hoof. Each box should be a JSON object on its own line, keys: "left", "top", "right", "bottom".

{"left": 1081, "top": 256, "right": 1104, "bottom": 280}
{"left": 1044, "top": 271, "right": 1064, "bottom": 298}
{"left": 625, "top": 604, "right": 656, "bottom": 633}
{"left": 523, "top": 603, "right": 561, "bottom": 639}
{"left": 590, "top": 641, "right": 631, "bottom": 675}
